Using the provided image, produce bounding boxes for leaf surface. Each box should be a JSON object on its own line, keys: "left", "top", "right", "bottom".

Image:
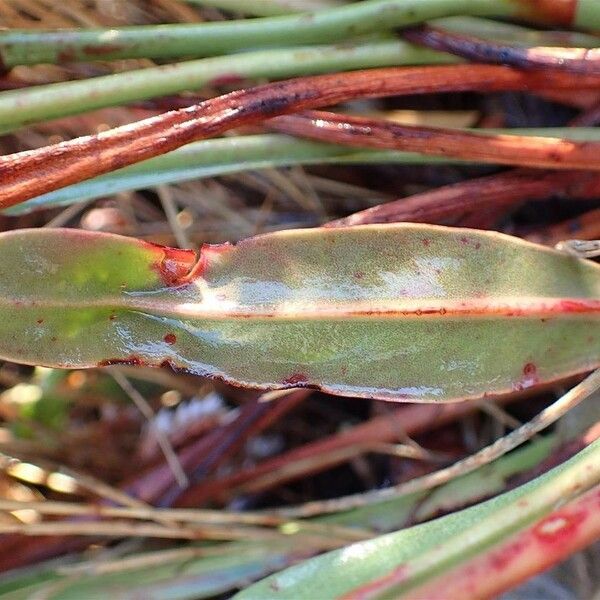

{"left": 1, "top": 224, "right": 598, "bottom": 402}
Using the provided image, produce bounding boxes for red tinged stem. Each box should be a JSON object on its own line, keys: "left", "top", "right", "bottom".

{"left": 175, "top": 393, "right": 526, "bottom": 507}
{"left": 510, "top": 0, "right": 578, "bottom": 27}
{"left": 326, "top": 169, "right": 598, "bottom": 227}
{"left": 403, "top": 26, "right": 600, "bottom": 75}
{"left": 3, "top": 65, "right": 600, "bottom": 207}
{"left": 271, "top": 110, "right": 600, "bottom": 171}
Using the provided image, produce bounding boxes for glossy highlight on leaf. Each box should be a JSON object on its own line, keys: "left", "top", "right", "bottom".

{"left": 0, "top": 224, "right": 598, "bottom": 402}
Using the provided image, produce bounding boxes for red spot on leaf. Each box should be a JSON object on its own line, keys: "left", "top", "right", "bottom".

{"left": 354, "top": 271, "right": 365, "bottom": 280}
{"left": 489, "top": 539, "right": 527, "bottom": 572}
{"left": 57, "top": 49, "right": 76, "bottom": 63}
{"left": 523, "top": 362, "right": 537, "bottom": 377}
{"left": 36, "top": 319, "right": 44, "bottom": 325}
{"left": 514, "top": 362, "right": 540, "bottom": 391}
{"left": 422, "top": 238, "right": 430, "bottom": 247}
{"left": 534, "top": 511, "right": 585, "bottom": 545}
{"left": 283, "top": 373, "right": 309, "bottom": 386}
{"left": 163, "top": 333, "right": 177, "bottom": 345}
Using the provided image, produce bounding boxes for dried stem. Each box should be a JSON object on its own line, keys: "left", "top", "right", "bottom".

{"left": 404, "top": 25, "right": 600, "bottom": 74}
{"left": 271, "top": 110, "right": 600, "bottom": 170}
{"left": 327, "top": 169, "right": 600, "bottom": 227}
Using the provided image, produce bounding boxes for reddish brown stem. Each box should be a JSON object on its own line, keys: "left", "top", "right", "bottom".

{"left": 123, "top": 390, "right": 308, "bottom": 506}
{"left": 325, "top": 90, "right": 600, "bottom": 230}
{"left": 175, "top": 390, "right": 531, "bottom": 507}
{"left": 271, "top": 110, "right": 600, "bottom": 170}
{"left": 325, "top": 169, "right": 598, "bottom": 227}
{"left": 3, "top": 65, "right": 600, "bottom": 208}
{"left": 403, "top": 26, "right": 600, "bottom": 75}
{"left": 525, "top": 208, "right": 600, "bottom": 246}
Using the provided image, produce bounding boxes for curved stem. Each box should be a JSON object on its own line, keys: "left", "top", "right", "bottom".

{"left": 0, "top": 41, "right": 454, "bottom": 134}
{"left": 3, "top": 65, "right": 600, "bottom": 208}
{"left": 272, "top": 110, "right": 600, "bottom": 170}
{"left": 4, "top": 135, "right": 455, "bottom": 216}
{"left": 404, "top": 25, "right": 600, "bottom": 74}
{"left": 327, "top": 168, "right": 600, "bottom": 227}
{"left": 10, "top": 128, "right": 600, "bottom": 216}
{"left": 0, "top": 1, "right": 527, "bottom": 67}
{"left": 2, "top": 0, "right": 598, "bottom": 66}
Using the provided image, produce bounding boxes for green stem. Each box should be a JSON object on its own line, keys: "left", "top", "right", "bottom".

{"left": 188, "top": 1, "right": 600, "bottom": 50}
{"left": 0, "top": 41, "right": 454, "bottom": 134}
{"left": 9, "top": 127, "right": 600, "bottom": 215}
{"left": 2, "top": 0, "right": 596, "bottom": 67}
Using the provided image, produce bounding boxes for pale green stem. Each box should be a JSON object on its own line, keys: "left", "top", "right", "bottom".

{"left": 236, "top": 436, "right": 600, "bottom": 598}
{"left": 188, "top": 1, "right": 600, "bottom": 49}
{"left": 0, "top": 41, "right": 454, "bottom": 134}
{"left": 2, "top": 0, "right": 598, "bottom": 67}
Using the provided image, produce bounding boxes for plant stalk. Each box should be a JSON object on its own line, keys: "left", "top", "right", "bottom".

{"left": 1, "top": 0, "right": 598, "bottom": 66}
{"left": 0, "top": 41, "right": 453, "bottom": 134}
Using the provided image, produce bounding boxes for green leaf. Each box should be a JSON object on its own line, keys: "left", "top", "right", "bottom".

{"left": 0, "top": 224, "right": 598, "bottom": 402}
{"left": 235, "top": 436, "right": 600, "bottom": 599}
{"left": 0, "top": 542, "right": 301, "bottom": 600}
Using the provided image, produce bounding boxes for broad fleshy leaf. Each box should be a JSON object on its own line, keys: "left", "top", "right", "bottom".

{"left": 0, "top": 224, "right": 598, "bottom": 402}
